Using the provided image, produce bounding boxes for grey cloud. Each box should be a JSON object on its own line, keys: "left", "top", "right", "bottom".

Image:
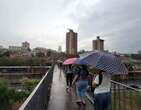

{"left": 0, "top": 0, "right": 141, "bottom": 52}
{"left": 68, "top": 0, "right": 141, "bottom": 52}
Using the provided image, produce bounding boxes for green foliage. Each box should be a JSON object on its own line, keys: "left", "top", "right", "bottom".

{"left": 36, "top": 52, "right": 45, "bottom": 57}
{"left": 0, "top": 51, "right": 10, "bottom": 57}
{"left": 21, "top": 78, "right": 39, "bottom": 92}
{"left": 0, "top": 79, "right": 29, "bottom": 110}
{"left": 0, "top": 57, "right": 51, "bottom": 66}
{"left": 0, "top": 79, "right": 10, "bottom": 110}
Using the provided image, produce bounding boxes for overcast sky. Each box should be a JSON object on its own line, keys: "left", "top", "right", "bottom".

{"left": 0, "top": 0, "right": 141, "bottom": 53}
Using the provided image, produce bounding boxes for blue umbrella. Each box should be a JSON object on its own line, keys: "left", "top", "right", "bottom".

{"left": 75, "top": 58, "right": 87, "bottom": 65}
{"left": 75, "top": 51, "right": 128, "bottom": 75}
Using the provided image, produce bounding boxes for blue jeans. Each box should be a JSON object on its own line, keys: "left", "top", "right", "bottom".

{"left": 94, "top": 92, "right": 111, "bottom": 110}
{"left": 76, "top": 80, "right": 88, "bottom": 97}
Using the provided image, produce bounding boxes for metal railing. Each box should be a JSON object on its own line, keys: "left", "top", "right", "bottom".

{"left": 85, "top": 80, "right": 141, "bottom": 110}
{"left": 111, "top": 80, "right": 141, "bottom": 110}
{"left": 18, "top": 65, "right": 54, "bottom": 110}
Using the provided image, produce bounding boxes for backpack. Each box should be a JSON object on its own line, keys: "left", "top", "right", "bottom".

{"left": 91, "top": 72, "right": 103, "bottom": 93}
{"left": 97, "top": 72, "right": 103, "bottom": 86}
{"left": 66, "top": 68, "right": 72, "bottom": 74}
{"left": 77, "top": 67, "right": 89, "bottom": 80}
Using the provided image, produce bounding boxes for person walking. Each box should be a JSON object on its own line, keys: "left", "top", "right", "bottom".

{"left": 74, "top": 51, "right": 128, "bottom": 109}
{"left": 72, "top": 65, "right": 89, "bottom": 105}
{"left": 65, "top": 64, "right": 73, "bottom": 92}
{"left": 92, "top": 69, "right": 111, "bottom": 110}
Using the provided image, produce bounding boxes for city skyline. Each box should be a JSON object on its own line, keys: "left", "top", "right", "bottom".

{"left": 0, "top": 0, "right": 141, "bottom": 53}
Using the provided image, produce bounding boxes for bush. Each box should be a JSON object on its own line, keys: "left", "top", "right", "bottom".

{"left": 0, "top": 79, "right": 10, "bottom": 110}
{"left": 0, "top": 79, "right": 29, "bottom": 110}
{"left": 21, "top": 78, "right": 39, "bottom": 92}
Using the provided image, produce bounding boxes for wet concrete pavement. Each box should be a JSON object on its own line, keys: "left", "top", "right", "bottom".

{"left": 47, "top": 66, "right": 93, "bottom": 110}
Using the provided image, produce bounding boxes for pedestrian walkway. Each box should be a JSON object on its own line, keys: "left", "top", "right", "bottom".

{"left": 47, "top": 66, "right": 93, "bottom": 110}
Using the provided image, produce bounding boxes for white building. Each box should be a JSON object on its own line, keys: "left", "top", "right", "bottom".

{"left": 9, "top": 46, "right": 22, "bottom": 52}
{"left": 9, "top": 41, "right": 30, "bottom": 52}
{"left": 8, "top": 42, "right": 31, "bottom": 57}
{"left": 58, "top": 46, "right": 62, "bottom": 53}
{"left": 32, "top": 47, "right": 47, "bottom": 56}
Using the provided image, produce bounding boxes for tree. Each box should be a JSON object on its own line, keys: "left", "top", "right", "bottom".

{"left": 36, "top": 52, "right": 45, "bottom": 57}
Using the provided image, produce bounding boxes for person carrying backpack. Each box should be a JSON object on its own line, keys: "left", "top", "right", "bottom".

{"left": 72, "top": 65, "right": 89, "bottom": 105}
{"left": 92, "top": 69, "right": 111, "bottom": 110}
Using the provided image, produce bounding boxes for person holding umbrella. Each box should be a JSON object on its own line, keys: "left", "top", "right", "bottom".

{"left": 65, "top": 64, "right": 73, "bottom": 92}
{"left": 63, "top": 58, "right": 77, "bottom": 92}
{"left": 75, "top": 51, "right": 128, "bottom": 110}
{"left": 92, "top": 69, "right": 111, "bottom": 110}
{"left": 72, "top": 65, "right": 89, "bottom": 105}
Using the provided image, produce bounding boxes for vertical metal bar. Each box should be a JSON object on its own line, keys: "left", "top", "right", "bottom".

{"left": 139, "top": 91, "right": 141, "bottom": 110}
{"left": 120, "top": 84, "right": 123, "bottom": 110}
{"left": 118, "top": 84, "right": 121, "bottom": 110}
{"left": 136, "top": 90, "right": 141, "bottom": 110}
{"left": 129, "top": 89, "right": 133, "bottom": 110}
{"left": 114, "top": 82, "right": 117, "bottom": 110}
{"left": 127, "top": 89, "right": 130, "bottom": 110}
{"left": 111, "top": 82, "right": 113, "bottom": 110}
{"left": 122, "top": 86, "right": 126, "bottom": 110}
{"left": 112, "top": 82, "right": 115, "bottom": 110}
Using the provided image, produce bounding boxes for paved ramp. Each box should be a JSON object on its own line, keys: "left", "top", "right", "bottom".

{"left": 47, "top": 66, "right": 93, "bottom": 110}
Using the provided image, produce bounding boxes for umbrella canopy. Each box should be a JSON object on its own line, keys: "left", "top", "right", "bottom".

{"left": 75, "top": 51, "right": 128, "bottom": 75}
{"left": 63, "top": 58, "right": 77, "bottom": 65}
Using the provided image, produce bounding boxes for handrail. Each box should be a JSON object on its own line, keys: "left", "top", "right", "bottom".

{"left": 85, "top": 80, "right": 141, "bottom": 107}
{"left": 19, "top": 70, "right": 49, "bottom": 110}
{"left": 18, "top": 65, "right": 54, "bottom": 110}
{"left": 111, "top": 80, "right": 141, "bottom": 110}
{"left": 85, "top": 92, "right": 94, "bottom": 105}
{"left": 111, "top": 80, "right": 141, "bottom": 92}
